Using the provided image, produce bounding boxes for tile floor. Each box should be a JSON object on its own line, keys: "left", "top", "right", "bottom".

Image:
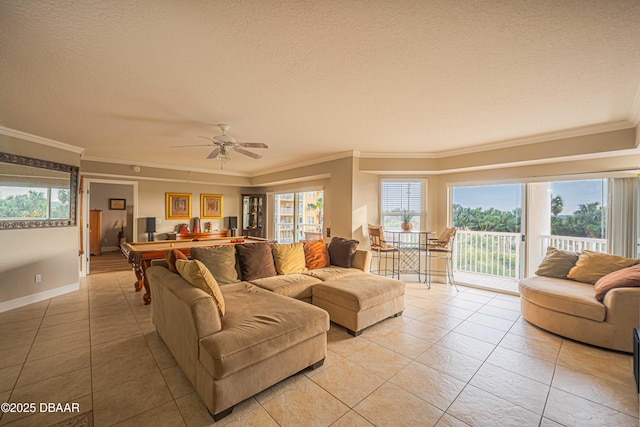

{"left": 0, "top": 270, "right": 638, "bottom": 426}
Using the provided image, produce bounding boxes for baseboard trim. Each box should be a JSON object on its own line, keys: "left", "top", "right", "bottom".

{"left": 0, "top": 282, "right": 80, "bottom": 313}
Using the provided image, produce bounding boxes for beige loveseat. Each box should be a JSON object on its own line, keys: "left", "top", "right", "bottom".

{"left": 519, "top": 248, "right": 640, "bottom": 353}
{"left": 147, "top": 239, "right": 406, "bottom": 420}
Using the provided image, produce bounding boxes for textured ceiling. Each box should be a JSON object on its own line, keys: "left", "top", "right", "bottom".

{"left": 1, "top": 1, "right": 639, "bottom": 175}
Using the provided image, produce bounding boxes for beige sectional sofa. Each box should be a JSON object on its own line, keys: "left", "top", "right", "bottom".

{"left": 519, "top": 248, "right": 640, "bottom": 353}
{"left": 146, "top": 238, "right": 406, "bottom": 420}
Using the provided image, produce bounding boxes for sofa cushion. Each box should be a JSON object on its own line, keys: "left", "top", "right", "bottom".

{"left": 519, "top": 276, "right": 604, "bottom": 321}
{"left": 235, "top": 242, "right": 277, "bottom": 281}
{"left": 198, "top": 283, "right": 329, "bottom": 379}
{"left": 303, "top": 240, "right": 331, "bottom": 270}
{"left": 271, "top": 242, "right": 307, "bottom": 275}
{"left": 567, "top": 250, "right": 639, "bottom": 284}
{"left": 175, "top": 259, "right": 226, "bottom": 317}
{"left": 303, "top": 266, "right": 363, "bottom": 281}
{"left": 594, "top": 264, "right": 640, "bottom": 302}
{"left": 327, "top": 237, "right": 359, "bottom": 268}
{"left": 249, "top": 273, "right": 322, "bottom": 300}
{"left": 165, "top": 248, "right": 188, "bottom": 273}
{"left": 190, "top": 246, "right": 239, "bottom": 284}
{"left": 535, "top": 247, "right": 580, "bottom": 279}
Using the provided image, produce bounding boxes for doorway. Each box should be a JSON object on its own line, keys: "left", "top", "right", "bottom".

{"left": 81, "top": 178, "right": 138, "bottom": 276}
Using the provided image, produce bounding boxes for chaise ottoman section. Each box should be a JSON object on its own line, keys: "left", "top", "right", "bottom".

{"left": 196, "top": 282, "right": 329, "bottom": 418}
{"left": 312, "top": 273, "right": 405, "bottom": 336}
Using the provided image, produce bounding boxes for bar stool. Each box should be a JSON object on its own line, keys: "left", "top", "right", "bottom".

{"left": 367, "top": 224, "right": 401, "bottom": 279}
{"left": 426, "top": 227, "right": 458, "bottom": 291}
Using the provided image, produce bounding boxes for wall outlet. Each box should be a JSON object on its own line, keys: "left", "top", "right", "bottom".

{"left": 35, "top": 274, "right": 42, "bottom": 283}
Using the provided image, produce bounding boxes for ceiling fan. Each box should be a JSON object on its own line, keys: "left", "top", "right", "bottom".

{"left": 178, "top": 124, "right": 269, "bottom": 162}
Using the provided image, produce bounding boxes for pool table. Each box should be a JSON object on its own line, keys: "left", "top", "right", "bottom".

{"left": 121, "top": 236, "right": 267, "bottom": 304}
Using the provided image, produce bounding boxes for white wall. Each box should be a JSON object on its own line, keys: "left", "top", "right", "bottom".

{"left": 0, "top": 134, "right": 81, "bottom": 310}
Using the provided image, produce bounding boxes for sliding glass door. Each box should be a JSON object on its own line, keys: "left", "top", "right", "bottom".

{"left": 273, "top": 191, "right": 323, "bottom": 243}
{"left": 452, "top": 183, "right": 525, "bottom": 280}
{"left": 450, "top": 178, "right": 617, "bottom": 290}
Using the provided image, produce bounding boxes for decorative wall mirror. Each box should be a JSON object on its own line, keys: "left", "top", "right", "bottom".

{"left": 0, "top": 152, "right": 79, "bottom": 229}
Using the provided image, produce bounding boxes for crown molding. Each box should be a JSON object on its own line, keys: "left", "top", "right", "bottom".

{"left": 249, "top": 150, "right": 358, "bottom": 177}
{"left": 0, "top": 126, "right": 84, "bottom": 154}
{"left": 360, "top": 120, "right": 636, "bottom": 159}
{"left": 423, "top": 148, "right": 640, "bottom": 176}
{"left": 80, "top": 155, "right": 249, "bottom": 177}
{"left": 79, "top": 171, "right": 250, "bottom": 187}
{"left": 631, "top": 83, "right": 640, "bottom": 126}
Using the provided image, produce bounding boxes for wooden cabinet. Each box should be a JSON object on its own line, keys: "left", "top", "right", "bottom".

{"left": 242, "top": 194, "right": 265, "bottom": 238}
{"left": 89, "top": 209, "right": 102, "bottom": 256}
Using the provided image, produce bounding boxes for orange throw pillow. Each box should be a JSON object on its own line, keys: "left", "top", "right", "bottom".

{"left": 165, "top": 248, "right": 188, "bottom": 273}
{"left": 303, "top": 240, "right": 330, "bottom": 270}
{"left": 594, "top": 264, "right": 640, "bottom": 302}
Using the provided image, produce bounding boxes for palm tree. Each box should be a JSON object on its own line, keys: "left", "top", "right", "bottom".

{"left": 306, "top": 197, "right": 323, "bottom": 230}
{"left": 551, "top": 195, "right": 563, "bottom": 216}
{"left": 574, "top": 202, "right": 603, "bottom": 238}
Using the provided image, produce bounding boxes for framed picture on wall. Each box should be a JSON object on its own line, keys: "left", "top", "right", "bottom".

{"left": 109, "top": 198, "right": 126, "bottom": 210}
{"left": 201, "top": 194, "right": 223, "bottom": 219}
{"left": 166, "top": 193, "right": 192, "bottom": 220}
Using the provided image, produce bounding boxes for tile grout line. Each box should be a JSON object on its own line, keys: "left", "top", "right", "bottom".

{"left": 0, "top": 300, "right": 49, "bottom": 425}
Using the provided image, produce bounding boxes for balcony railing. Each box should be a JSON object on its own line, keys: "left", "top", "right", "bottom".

{"left": 454, "top": 230, "right": 522, "bottom": 279}
{"left": 540, "top": 235, "right": 607, "bottom": 254}
{"left": 453, "top": 231, "right": 609, "bottom": 282}
{"left": 274, "top": 223, "right": 323, "bottom": 243}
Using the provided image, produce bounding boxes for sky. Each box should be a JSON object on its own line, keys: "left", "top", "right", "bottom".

{"left": 453, "top": 180, "right": 606, "bottom": 213}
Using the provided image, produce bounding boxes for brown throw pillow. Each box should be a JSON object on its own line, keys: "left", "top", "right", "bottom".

{"left": 235, "top": 242, "right": 277, "bottom": 281}
{"left": 165, "top": 249, "right": 188, "bottom": 273}
{"left": 175, "top": 259, "right": 225, "bottom": 317}
{"left": 567, "top": 250, "right": 639, "bottom": 284}
{"left": 327, "top": 237, "right": 359, "bottom": 268}
{"left": 190, "top": 246, "right": 239, "bottom": 284}
{"left": 594, "top": 264, "right": 640, "bottom": 301}
{"left": 303, "top": 240, "right": 331, "bottom": 270}
{"left": 535, "top": 247, "right": 580, "bottom": 279}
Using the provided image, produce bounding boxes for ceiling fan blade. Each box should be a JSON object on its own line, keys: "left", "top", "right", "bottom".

{"left": 233, "top": 146, "right": 262, "bottom": 159}
{"left": 237, "top": 142, "right": 269, "bottom": 148}
{"left": 206, "top": 147, "right": 221, "bottom": 159}
{"left": 171, "top": 144, "right": 212, "bottom": 148}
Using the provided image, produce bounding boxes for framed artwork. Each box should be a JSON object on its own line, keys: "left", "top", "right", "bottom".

{"left": 166, "top": 193, "right": 192, "bottom": 220}
{"left": 201, "top": 194, "right": 223, "bottom": 219}
{"left": 109, "top": 198, "right": 126, "bottom": 210}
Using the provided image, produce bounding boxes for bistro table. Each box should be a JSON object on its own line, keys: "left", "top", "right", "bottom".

{"left": 385, "top": 230, "right": 434, "bottom": 285}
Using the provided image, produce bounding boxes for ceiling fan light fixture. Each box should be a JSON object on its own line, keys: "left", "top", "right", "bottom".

{"left": 218, "top": 147, "right": 230, "bottom": 161}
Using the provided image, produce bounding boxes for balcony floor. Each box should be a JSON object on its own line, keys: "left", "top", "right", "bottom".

{"left": 399, "top": 272, "right": 520, "bottom": 296}
{"left": 455, "top": 271, "right": 520, "bottom": 295}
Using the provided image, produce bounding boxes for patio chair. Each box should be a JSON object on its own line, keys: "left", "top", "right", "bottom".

{"left": 368, "top": 224, "right": 400, "bottom": 279}
{"left": 426, "top": 226, "right": 458, "bottom": 291}
{"left": 304, "top": 232, "right": 324, "bottom": 241}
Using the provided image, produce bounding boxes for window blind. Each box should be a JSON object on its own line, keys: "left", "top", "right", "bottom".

{"left": 381, "top": 179, "right": 427, "bottom": 229}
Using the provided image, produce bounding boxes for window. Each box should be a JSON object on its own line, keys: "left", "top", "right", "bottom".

{"left": 550, "top": 179, "right": 607, "bottom": 239}
{"left": 381, "top": 179, "right": 427, "bottom": 230}
{"left": 274, "top": 191, "right": 323, "bottom": 242}
{"left": 0, "top": 186, "right": 70, "bottom": 220}
{"left": 452, "top": 183, "right": 523, "bottom": 233}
